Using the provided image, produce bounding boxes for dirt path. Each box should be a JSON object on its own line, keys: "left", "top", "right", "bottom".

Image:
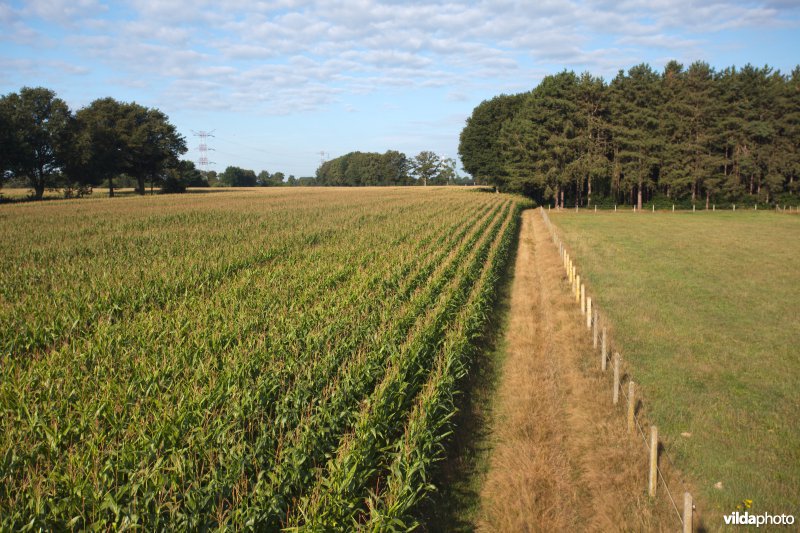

{"left": 477, "top": 209, "right": 668, "bottom": 531}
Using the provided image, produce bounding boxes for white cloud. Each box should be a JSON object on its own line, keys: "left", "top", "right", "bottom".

{"left": 21, "top": 0, "right": 107, "bottom": 21}
{"left": 2, "top": 0, "right": 797, "bottom": 117}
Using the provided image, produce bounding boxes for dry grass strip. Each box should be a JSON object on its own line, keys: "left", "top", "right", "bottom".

{"left": 477, "top": 209, "right": 675, "bottom": 532}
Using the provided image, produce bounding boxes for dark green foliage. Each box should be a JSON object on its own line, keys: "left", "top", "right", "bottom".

{"left": 411, "top": 150, "right": 441, "bottom": 186}
{"left": 316, "top": 150, "right": 412, "bottom": 186}
{"left": 609, "top": 63, "right": 663, "bottom": 209}
{"left": 126, "top": 107, "right": 187, "bottom": 195}
{"left": 160, "top": 171, "right": 187, "bottom": 193}
{"left": 69, "top": 98, "right": 186, "bottom": 197}
{"left": 271, "top": 171, "right": 285, "bottom": 185}
{"left": 459, "top": 93, "right": 525, "bottom": 185}
{"left": 178, "top": 160, "right": 208, "bottom": 187}
{"left": 2, "top": 87, "right": 188, "bottom": 199}
{"left": 256, "top": 170, "right": 286, "bottom": 186}
{"left": 296, "top": 176, "right": 317, "bottom": 186}
{"left": 0, "top": 87, "right": 72, "bottom": 199}
{"left": 460, "top": 61, "right": 800, "bottom": 206}
{"left": 220, "top": 165, "right": 257, "bottom": 187}
{"left": 159, "top": 160, "right": 205, "bottom": 193}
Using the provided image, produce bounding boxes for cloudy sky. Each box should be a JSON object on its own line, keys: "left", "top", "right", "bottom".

{"left": 1, "top": 0, "right": 799, "bottom": 177}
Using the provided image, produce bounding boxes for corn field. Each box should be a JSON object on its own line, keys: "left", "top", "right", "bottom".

{"left": 0, "top": 187, "right": 527, "bottom": 530}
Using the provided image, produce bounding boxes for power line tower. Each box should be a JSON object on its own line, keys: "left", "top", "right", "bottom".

{"left": 192, "top": 130, "right": 216, "bottom": 171}
{"left": 318, "top": 151, "right": 329, "bottom": 167}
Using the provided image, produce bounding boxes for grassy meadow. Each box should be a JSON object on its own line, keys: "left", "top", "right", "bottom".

{"left": 550, "top": 210, "right": 800, "bottom": 524}
{"left": 0, "top": 187, "right": 527, "bottom": 529}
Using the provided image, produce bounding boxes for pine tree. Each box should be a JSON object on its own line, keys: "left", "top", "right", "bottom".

{"left": 609, "top": 64, "right": 663, "bottom": 209}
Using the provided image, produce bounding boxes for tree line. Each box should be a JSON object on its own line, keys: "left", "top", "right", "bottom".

{"left": 206, "top": 167, "right": 299, "bottom": 187}
{"left": 0, "top": 87, "right": 298, "bottom": 200}
{"left": 0, "top": 85, "right": 474, "bottom": 201}
{"left": 0, "top": 87, "right": 192, "bottom": 199}
{"left": 315, "top": 150, "right": 471, "bottom": 186}
{"left": 459, "top": 61, "right": 800, "bottom": 208}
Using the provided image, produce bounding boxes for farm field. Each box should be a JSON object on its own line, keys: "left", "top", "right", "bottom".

{"left": 550, "top": 210, "right": 800, "bottom": 525}
{"left": 0, "top": 187, "right": 527, "bottom": 529}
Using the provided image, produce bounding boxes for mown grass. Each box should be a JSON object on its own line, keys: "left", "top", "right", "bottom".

{"left": 550, "top": 210, "right": 800, "bottom": 525}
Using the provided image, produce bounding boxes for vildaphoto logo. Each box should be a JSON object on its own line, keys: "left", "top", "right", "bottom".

{"left": 723, "top": 512, "right": 795, "bottom": 527}
{"left": 723, "top": 500, "right": 796, "bottom": 527}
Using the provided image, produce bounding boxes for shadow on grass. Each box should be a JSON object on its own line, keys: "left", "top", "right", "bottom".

{"left": 413, "top": 209, "right": 524, "bottom": 532}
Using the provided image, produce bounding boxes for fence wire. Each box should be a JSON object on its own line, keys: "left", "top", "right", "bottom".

{"left": 540, "top": 207, "right": 689, "bottom": 530}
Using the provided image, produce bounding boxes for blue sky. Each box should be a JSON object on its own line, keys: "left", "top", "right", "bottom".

{"left": 2, "top": 0, "right": 799, "bottom": 178}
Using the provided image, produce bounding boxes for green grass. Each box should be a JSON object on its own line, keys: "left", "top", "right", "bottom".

{"left": 550, "top": 210, "right": 800, "bottom": 524}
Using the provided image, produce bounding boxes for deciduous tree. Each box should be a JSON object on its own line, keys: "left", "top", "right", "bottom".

{"left": 0, "top": 87, "right": 72, "bottom": 200}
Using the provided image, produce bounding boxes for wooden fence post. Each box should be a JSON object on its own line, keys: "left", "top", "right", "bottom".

{"left": 592, "top": 309, "right": 598, "bottom": 348}
{"left": 627, "top": 381, "right": 635, "bottom": 433}
{"left": 613, "top": 353, "right": 621, "bottom": 404}
{"left": 580, "top": 283, "right": 586, "bottom": 314}
{"left": 649, "top": 426, "right": 658, "bottom": 497}
{"left": 683, "top": 492, "right": 693, "bottom": 533}
{"left": 601, "top": 327, "right": 607, "bottom": 371}
{"left": 586, "top": 297, "right": 592, "bottom": 330}
{"left": 575, "top": 275, "right": 581, "bottom": 303}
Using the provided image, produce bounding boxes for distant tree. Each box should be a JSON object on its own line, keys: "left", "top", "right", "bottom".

{"left": 411, "top": 151, "right": 441, "bottom": 186}
{"left": 609, "top": 64, "right": 663, "bottom": 209}
{"left": 659, "top": 61, "right": 693, "bottom": 201}
{"left": 220, "top": 166, "right": 257, "bottom": 187}
{"left": 0, "top": 103, "right": 15, "bottom": 189}
{"left": 69, "top": 98, "right": 186, "bottom": 197}
{"left": 71, "top": 98, "right": 129, "bottom": 197}
{"left": 287, "top": 175, "right": 297, "bottom": 186}
{"left": 179, "top": 160, "right": 208, "bottom": 187}
{"left": 159, "top": 160, "right": 205, "bottom": 192}
{"left": 459, "top": 93, "right": 525, "bottom": 186}
{"left": 257, "top": 170, "right": 271, "bottom": 186}
{"left": 204, "top": 170, "right": 220, "bottom": 186}
{"left": 499, "top": 71, "right": 580, "bottom": 202}
{"left": 574, "top": 72, "right": 610, "bottom": 207}
{"left": 271, "top": 171, "right": 285, "bottom": 185}
{"left": 782, "top": 67, "right": 800, "bottom": 196}
{"left": 160, "top": 170, "right": 187, "bottom": 194}
{"left": 433, "top": 157, "right": 458, "bottom": 185}
{"left": 127, "top": 107, "right": 187, "bottom": 195}
{"left": 380, "top": 150, "right": 410, "bottom": 185}
{"left": 0, "top": 87, "right": 72, "bottom": 200}
{"left": 316, "top": 151, "right": 410, "bottom": 186}
{"left": 460, "top": 60, "right": 800, "bottom": 206}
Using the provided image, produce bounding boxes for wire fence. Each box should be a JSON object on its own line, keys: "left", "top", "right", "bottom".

{"left": 539, "top": 207, "right": 695, "bottom": 533}
{"left": 544, "top": 203, "right": 800, "bottom": 213}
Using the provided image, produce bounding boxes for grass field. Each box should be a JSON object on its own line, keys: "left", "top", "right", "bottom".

{"left": 0, "top": 187, "right": 527, "bottom": 529}
{"left": 550, "top": 210, "right": 800, "bottom": 525}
